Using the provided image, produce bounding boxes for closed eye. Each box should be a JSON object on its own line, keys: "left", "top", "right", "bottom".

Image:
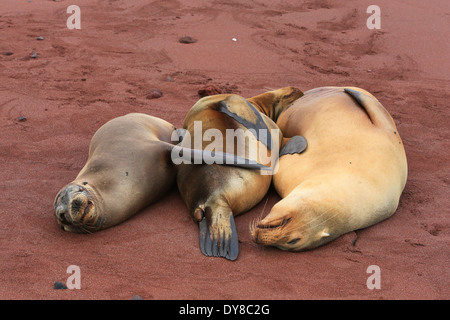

{"left": 287, "top": 238, "right": 301, "bottom": 245}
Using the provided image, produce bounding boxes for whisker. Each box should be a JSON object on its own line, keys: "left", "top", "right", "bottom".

{"left": 70, "top": 221, "right": 94, "bottom": 234}
{"left": 249, "top": 196, "right": 269, "bottom": 235}
{"left": 79, "top": 225, "right": 93, "bottom": 234}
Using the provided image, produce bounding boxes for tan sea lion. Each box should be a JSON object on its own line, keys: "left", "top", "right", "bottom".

{"left": 177, "top": 87, "right": 304, "bottom": 260}
{"left": 251, "top": 87, "right": 408, "bottom": 251}
{"left": 54, "top": 113, "right": 179, "bottom": 233}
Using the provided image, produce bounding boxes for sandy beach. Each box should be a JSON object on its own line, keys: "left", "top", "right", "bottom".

{"left": 0, "top": 0, "right": 448, "bottom": 299}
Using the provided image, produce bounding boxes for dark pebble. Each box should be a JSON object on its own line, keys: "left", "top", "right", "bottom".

{"left": 54, "top": 281, "right": 68, "bottom": 289}
{"left": 130, "top": 295, "right": 144, "bottom": 300}
{"left": 178, "top": 36, "right": 197, "bottom": 44}
{"left": 146, "top": 88, "right": 163, "bottom": 99}
{"left": 2, "top": 52, "right": 14, "bottom": 56}
{"left": 17, "top": 116, "right": 27, "bottom": 122}
{"left": 37, "top": 36, "right": 44, "bottom": 40}
{"left": 30, "top": 51, "right": 38, "bottom": 59}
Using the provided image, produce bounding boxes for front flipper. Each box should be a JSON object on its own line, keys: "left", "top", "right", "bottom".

{"left": 199, "top": 214, "right": 239, "bottom": 261}
{"left": 170, "top": 145, "right": 272, "bottom": 171}
{"left": 344, "top": 88, "right": 396, "bottom": 131}
{"left": 279, "top": 135, "right": 307, "bottom": 157}
{"left": 215, "top": 97, "right": 273, "bottom": 150}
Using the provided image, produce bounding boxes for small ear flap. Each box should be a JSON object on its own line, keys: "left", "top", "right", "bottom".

{"left": 279, "top": 135, "right": 307, "bottom": 157}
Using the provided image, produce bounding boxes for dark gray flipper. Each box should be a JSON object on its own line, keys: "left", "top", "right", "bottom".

{"left": 344, "top": 88, "right": 396, "bottom": 131}
{"left": 279, "top": 135, "right": 308, "bottom": 157}
{"left": 198, "top": 215, "right": 239, "bottom": 261}
{"left": 216, "top": 99, "right": 273, "bottom": 150}
{"left": 171, "top": 146, "right": 272, "bottom": 171}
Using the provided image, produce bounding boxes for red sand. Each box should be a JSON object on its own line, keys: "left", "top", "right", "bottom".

{"left": 0, "top": 0, "right": 448, "bottom": 300}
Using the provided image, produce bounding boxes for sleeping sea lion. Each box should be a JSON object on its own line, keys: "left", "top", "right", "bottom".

{"left": 251, "top": 87, "right": 408, "bottom": 251}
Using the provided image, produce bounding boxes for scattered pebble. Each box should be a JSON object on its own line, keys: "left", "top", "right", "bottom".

{"left": 2, "top": 52, "right": 14, "bottom": 56}
{"left": 30, "top": 50, "right": 38, "bottom": 59}
{"left": 81, "top": 78, "right": 87, "bottom": 81}
{"left": 232, "top": 38, "right": 237, "bottom": 42}
{"left": 37, "top": 36, "right": 44, "bottom": 40}
{"left": 17, "top": 116, "right": 27, "bottom": 122}
{"left": 130, "top": 295, "right": 144, "bottom": 300}
{"left": 53, "top": 281, "right": 67, "bottom": 289}
{"left": 178, "top": 36, "right": 197, "bottom": 44}
{"left": 146, "top": 88, "right": 163, "bottom": 99}
{"left": 167, "top": 75, "right": 173, "bottom": 82}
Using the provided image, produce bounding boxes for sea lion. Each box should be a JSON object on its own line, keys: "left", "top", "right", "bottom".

{"left": 54, "top": 113, "right": 179, "bottom": 233}
{"left": 54, "top": 111, "right": 268, "bottom": 234}
{"left": 177, "top": 87, "right": 304, "bottom": 260}
{"left": 251, "top": 87, "right": 408, "bottom": 251}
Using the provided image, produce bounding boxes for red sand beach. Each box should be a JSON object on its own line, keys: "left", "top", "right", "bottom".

{"left": 0, "top": 0, "right": 448, "bottom": 299}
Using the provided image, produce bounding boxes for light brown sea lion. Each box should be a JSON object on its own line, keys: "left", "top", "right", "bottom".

{"left": 54, "top": 113, "right": 179, "bottom": 233}
{"left": 251, "top": 87, "right": 408, "bottom": 251}
{"left": 176, "top": 87, "right": 304, "bottom": 260}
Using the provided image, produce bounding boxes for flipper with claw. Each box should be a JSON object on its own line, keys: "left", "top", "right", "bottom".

{"left": 198, "top": 208, "right": 239, "bottom": 261}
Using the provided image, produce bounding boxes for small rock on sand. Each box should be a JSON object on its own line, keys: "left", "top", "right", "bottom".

{"left": 53, "top": 281, "right": 67, "bottom": 290}
{"left": 178, "top": 36, "right": 197, "bottom": 44}
{"left": 146, "top": 88, "right": 163, "bottom": 99}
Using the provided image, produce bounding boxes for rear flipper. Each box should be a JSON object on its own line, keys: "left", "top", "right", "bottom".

{"left": 199, "top": 214, "right": 239, "bottom": 261}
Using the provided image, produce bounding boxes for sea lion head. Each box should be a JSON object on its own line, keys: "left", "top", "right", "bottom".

{"left": 250, "top": 198, "right": 335, "bottom": 251}
{"left": 247, "top": 86, "right": 303, "bottom": 122}
{"left": 54, "top": 183, "right": 105, "bottom": 233}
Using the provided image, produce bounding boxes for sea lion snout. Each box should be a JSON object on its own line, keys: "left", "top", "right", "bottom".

{"left": 54, "top": 184, "right": 100, "bottom": 233}
{"left": 250, "top": 212, "right": 307, "bottom": 250}
{"left": 55, "top": 204, "right": 69, "bottom": 224}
